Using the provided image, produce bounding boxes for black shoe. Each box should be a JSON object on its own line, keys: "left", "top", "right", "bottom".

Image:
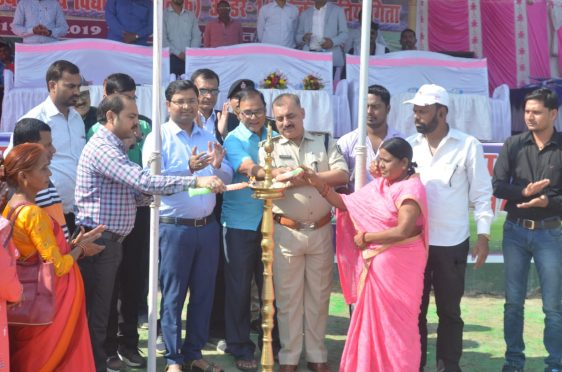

{"left": 117, "top": 347, "right": 146, "bottom": 368}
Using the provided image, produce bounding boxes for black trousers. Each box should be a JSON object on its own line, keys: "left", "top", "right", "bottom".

{"left": 105, "top": 207, "right": 150, "bottom": 355}
{"left": 64, "top": 212, "right": 76, "bottom": 235}
{"left": 419, "top": 239, "right": 469, "bottom": 372}
{"left": 223, "top": 227, "right": 280, "bottom": 360}
{"left": 170, "top": 54, "right": 185, "bottom": 77}
{"left": 80, "top": 238, "right": 124, "bottom": 372}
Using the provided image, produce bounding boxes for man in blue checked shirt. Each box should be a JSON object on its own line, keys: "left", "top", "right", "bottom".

{"left": 75, "top": 93, "right": 225, "bottom": 372}
{"left": 142, "top": 80, "right": 232, "bottom": 372}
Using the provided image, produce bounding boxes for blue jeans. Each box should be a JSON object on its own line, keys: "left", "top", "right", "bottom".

{"left": 502, "top": 220, "right": 562, "bottom": 370}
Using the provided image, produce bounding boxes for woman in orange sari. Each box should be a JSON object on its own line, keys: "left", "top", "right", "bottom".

{"left": 2, "top": 143, "right": 104, "bottom": 372}
{"left": 307, "top": 137, "right": 428, "bottom": 372}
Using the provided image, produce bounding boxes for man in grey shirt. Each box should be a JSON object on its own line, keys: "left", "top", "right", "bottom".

{"left": 164, "top": 0, "right": 202, "bottom": 76}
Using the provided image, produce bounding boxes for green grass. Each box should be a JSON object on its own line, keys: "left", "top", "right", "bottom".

{"left": 470, "top": 212, "right": 506, "bottom": 253}
{"left": 139, "top": 291, "right": 547, "bottom": 371}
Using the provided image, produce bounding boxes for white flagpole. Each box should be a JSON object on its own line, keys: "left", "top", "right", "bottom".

{"left": 148, "top": 1, "right": 163, "bottom": 371}
{"left": 354, "top": 0, "right": 373, "bottom": 191}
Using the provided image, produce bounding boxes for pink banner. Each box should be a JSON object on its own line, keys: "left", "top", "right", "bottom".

{"left": 427, "top": 0, "right": 469, "bottom": 53}
{"left": 480, "top": 1, "right": 516, "bottom": 90}
{"left": 423, "top": 0, "right": 553, "bottom": 91}
{"left": 526, "top": 1, "right": 550, "bottom": 80}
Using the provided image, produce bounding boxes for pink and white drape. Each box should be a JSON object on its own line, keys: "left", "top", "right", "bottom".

{"left": 418, "top": 0, "right": 550, "bottom": 91}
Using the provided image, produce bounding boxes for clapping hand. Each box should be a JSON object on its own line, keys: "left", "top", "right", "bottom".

{"left": 518, "top": 179, "right": 550, "bottom": 209}
{"left": 207, "top": 141, "right": 226, "bottom": 169}
{"left": 216, "top": 102, "right": 230, "bottom": 138}
{"left": 189, "top": 146, "right": 212, "bottom": 172}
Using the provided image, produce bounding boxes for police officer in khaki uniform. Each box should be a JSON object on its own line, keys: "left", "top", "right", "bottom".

{"left": 259, "top": 93, "right": 348, "bottom": 372}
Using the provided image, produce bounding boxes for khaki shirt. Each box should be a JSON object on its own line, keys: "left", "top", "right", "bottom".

{"left": 259, "top": 131, "right": 348, "bottom": 222}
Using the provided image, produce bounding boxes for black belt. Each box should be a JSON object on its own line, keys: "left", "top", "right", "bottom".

{"left": 159, "top": 215, "right": 213, "bottom": 228}
{"left": 507, "top": 215, "right": 561, "bottom": 230}
{"left": 82, "top": 226, "right": 126, "bottom": 244}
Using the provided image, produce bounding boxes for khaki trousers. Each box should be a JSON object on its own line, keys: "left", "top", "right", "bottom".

{"left": 273, "top": 223, "right": 334, "bottom": 365}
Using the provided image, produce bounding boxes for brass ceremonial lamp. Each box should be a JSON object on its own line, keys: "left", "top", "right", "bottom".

{"left": 249, "top": 123, "right": 287, "bottom": 372}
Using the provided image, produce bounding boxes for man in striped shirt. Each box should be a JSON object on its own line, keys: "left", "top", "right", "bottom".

{"left": 11, "top": 118, "right": 69, "bottom": 239}
{"left": 76, "top": 94, "right": 225, "bottom": 372}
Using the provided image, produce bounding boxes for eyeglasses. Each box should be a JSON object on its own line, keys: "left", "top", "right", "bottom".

{"left": 240, "top": 109, "right": 266, "bottom": 118}
{"left": 170, "top": 99, "right": 198, "bottom": 108}
{"left": 199, "top": 88, "right": 219, "bottom": 96}
{"left": 218, "top": 5, "right": 231, "bottom": 9}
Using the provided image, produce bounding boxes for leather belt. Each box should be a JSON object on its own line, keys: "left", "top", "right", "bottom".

{"left": 82, "top": 226, "right": 126, "bottom": 244}
{"left": 159, "top": 215, "right": 213, "bottom": 228}
{"left": 273, "top": 213, "right": 331, "bottom": 231}
{"left": 101, "top": 231, "right": 126, "bottom": 244}
{"left": 507, "top": 215, "right": 561, "bottom": 230}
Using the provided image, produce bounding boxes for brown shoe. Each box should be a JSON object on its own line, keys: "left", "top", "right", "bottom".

{"left": 279, "top": 365, "right": 298, "bottom": 372}
{"left": 307, "top": 362, "right": 330, "bottom": 372}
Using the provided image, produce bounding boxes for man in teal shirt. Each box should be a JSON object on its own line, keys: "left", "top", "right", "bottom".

{"left": 221, "top": 89, "right": 283, "bottom": 371}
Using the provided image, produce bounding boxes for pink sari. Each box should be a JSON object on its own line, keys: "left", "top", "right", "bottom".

{"left": 337, "top": 175, "right": 428, "bottom": 372}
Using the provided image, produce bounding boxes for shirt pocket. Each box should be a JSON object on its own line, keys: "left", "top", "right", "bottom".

{"left": 305, "top": 152, "right": 326, "bottom": 172}
{"left": 423, "top": 162, "right": 465, "bottom": 188}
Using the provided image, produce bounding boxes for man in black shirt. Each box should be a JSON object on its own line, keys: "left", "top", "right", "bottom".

{"left": 492, "top": 88, "right": 562, "bottom": 372}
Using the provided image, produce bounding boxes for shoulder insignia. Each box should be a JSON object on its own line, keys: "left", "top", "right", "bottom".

{"left": 336, "top": 144, "right": 343, "bottom": 155}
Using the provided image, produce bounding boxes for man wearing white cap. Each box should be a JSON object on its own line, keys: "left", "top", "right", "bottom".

{"left": 404, "top": 84, "right": 493, "bottom": 372}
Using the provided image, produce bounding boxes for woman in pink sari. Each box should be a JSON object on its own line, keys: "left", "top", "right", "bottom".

{"left": 307, "top": 137, "right": 428, "bottom": 372}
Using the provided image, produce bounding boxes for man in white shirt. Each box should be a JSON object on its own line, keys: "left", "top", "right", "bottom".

{"left": 164, "top": 0, "right": 202, "bottom": 77}
{"left": 256, "top": 0, "right": 298, "bottom": 48}
{"left": 19, "top": 59, "right": 85, "bottom": 231}
{"left": 404, "top": 84, "right": 493, "bottom": 372}
{"left": 338, "top": 84, "right": 401, "bottom": 191}
{"left": 296, "top": 0, "right": 348, "bottom": 69}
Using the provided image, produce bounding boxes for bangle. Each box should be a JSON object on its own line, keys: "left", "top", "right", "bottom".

{"left": 361, "top": 231, "right": 367, "bottom": 245}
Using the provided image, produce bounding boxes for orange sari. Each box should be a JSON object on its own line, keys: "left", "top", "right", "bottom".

{"left": 6, "top": 205, "right": 94, "bottom": 372}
